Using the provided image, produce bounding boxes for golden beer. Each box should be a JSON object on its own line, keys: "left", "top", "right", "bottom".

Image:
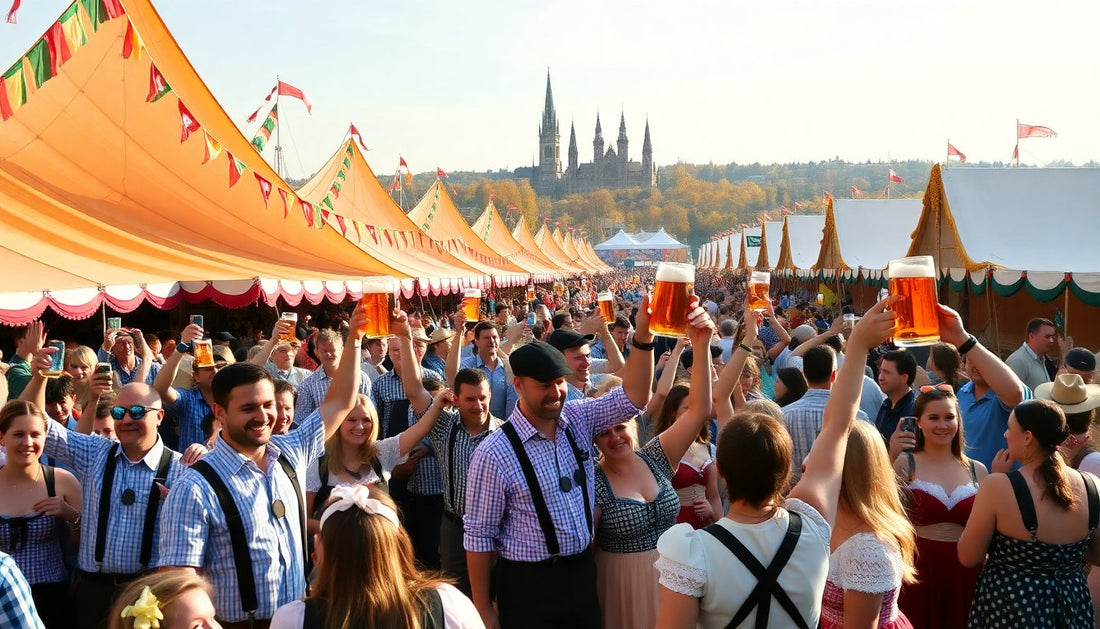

{"left": 887, "top": 256, "right": 940, "bottom": 347}
{"left": 279, "top": 312, "right": 298, "bottom": 343}
{"left": 463, "top": 288, "right": 482, "bottom": 321}
{"left": 748, "top": 271, "right": 771, "bottom": 311}
{"left": 597, "top": 291, "right": 615, "bottom": 322}
{"left": 650, "top": 262, "right": 695, "bottom": 337}
{"left": 193, "top": 339, "right": 215, "bottom": 368}
{"left": 359, "top": 276, "right": 395, "bottom": 337}
{"left": 526, "top": 285, "right": 536, "bottom": 302}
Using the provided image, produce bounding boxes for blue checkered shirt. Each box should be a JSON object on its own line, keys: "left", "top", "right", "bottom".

{"left": 0, "top": 552, "right": 43, "bottom": 629}
{"left": 167, "top": 388, "right": 211, "bottom": 451}
{"left": 758, "top": 323, "right": 781, "bottom": 350}
{"left": 157, "top": 410, "right": 325, "bottom": 622}
{"left": 294, "top": 366, "right": 371, "bottom": 422}
{"left": 464, "top": 387, "right": 642, "bottom": 561}
{"left": 406, "top": 404, "right": 443, "bottom": 497}
{"left": 370, "top": 369, "right": 443, "bottom": 436}
{"left": 44, "top": 422, "right": 184, "bottom": 573}
{"left": 459, "top": 354, "right": 517, "bottom": 420}
{"left": 96, "top": 348, "right": 159, "bottom": 385}
{"left": 781, "top": 389, "right": 867, "bottom": 484}
{"left": 428, "top": 408, "right": 502, "bottom": 516}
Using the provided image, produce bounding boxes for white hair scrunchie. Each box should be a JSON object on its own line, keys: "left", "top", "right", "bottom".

{"left": 319, "top": 484, "right": 401, "bottom": 531}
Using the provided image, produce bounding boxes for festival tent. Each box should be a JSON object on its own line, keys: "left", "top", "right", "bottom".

{"left": 407, "top": 181, "right": 529, "bottom": 287}
{"left": 0, "top": 0, "right": 400, "bottom": 324}
{"left": 469, "top": 202, "right": 560, "bottom": 281}
{"left": 908, "top": 164, "right": 1100, "bottom": 351}
{"left": 297, "top": 141, "right": 482, "bottom": 297}
{"left": 720, "top": 235, "right": 734, "bottom": 271}
{"left": 513, "top": 218, "right": 577, "bottom": 275}
{"left": 775, "top": 215, "right": 827, "bottom": 277}
{"left": 738, "top": 227, "right": 761, "bottom": 270}
{"left": 580, "top": 238, "right": 611, "bottom": 271}
{"left": 535, "top": 225, "right": 586, "bottom": 274}
{"left": 813, "top": 198, "right": 922, "bottom": 284}
{"left": 757, "top": 221, "right": 784, "bottom": 270}
{"left": 594, "top": 229, "right": 639, "bottom": 251}
{"left": 561, "top": 232, "right": 591, "bottom": 272}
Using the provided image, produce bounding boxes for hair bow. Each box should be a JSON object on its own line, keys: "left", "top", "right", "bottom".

{"left": 120, "top": 586, "right": 163, "bottom": 629}
{"left": 319, "top": 484, "right": 400, "bottom": 531}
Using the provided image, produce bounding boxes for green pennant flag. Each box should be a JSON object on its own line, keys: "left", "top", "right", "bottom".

{"left": 80, "top": 0, "right": 108, "bottom": 31}
{"left": 322, "top": 196, "right": 334, "bottom": 211}
{"left": 337, "top": 170, "right": 346, "bottom": 181}
{"left": 25, "top": 40, "right": 52, "bottom": 88}
{"left": 331, "top": 181, "right": 342, "bottom": 194}
{"left": 342, "top": 157, "right": 351, "bottom": 169}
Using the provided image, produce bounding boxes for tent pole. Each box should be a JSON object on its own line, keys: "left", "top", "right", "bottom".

{"left": 989, "top": 271, "right": 1001, "bottom": 355}
{"left": 1064, "top": 282, "right": 1070, "bottom": 339}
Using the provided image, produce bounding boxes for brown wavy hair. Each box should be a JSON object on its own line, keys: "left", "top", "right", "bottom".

{"left": 1015, "top": 399, "right": 1075, "bottom": 510}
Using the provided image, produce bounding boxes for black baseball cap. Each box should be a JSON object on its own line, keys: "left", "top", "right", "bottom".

{"left": 1065, "top": 348, "right": 1097, "bottom": 372}
{"left": 510, "top": 342, "right": 574, "bottom": 382}
{"left": 213, "top": 331, "right": 236, "bottom": 342}
{"left": 546, "top": 329, "right": 596, "bottom": 353}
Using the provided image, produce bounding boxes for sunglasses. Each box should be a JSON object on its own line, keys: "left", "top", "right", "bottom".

{"left": 919, "top": 383, "right": 954, "bottom": 394}
{"left": 109, "top": 406, "right": 160, "bottom": 421}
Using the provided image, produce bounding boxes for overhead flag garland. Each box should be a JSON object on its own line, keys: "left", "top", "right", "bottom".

{"left": 250, "top": 104, "right": 277, "bottom": 151}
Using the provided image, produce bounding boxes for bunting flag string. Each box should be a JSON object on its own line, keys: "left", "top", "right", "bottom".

{"left": 201, "top": 131, "right": 222, "bottom": 164}
{"left": 250, "top": 103, "right": 277, "bottom": 151}
{"left": 278, "top": 188, "right": 293, "bottom": 219}
{"left": 254, "top": 173, "right": 272, "bottom": 206}
{"left": 146, "top": 62, "right": 171, "bottom": 102}
{"left": 227, "top": 153, "right": 246, "bottom": 187}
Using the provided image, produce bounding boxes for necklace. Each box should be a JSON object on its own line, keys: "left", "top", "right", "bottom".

{"left": 343, "top": 465, "right": 363, "bottom": 480}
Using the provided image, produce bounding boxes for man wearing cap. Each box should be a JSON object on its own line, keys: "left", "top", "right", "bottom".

{"left": 1058, "top": 347, "right": 1097, "bottom": 384}
{"left": 248, "top": 320, "right": 309, "bottom": 388}
{"left": 1037, "top": 373, "right": 1100, "bottom": 474}
{"left": 449, "top": 316, "right": 517, "bottom": 420}
{"left": 295, "top": 328, "right": 371, "bottom": 421}
{"left": 1005, "top": 317, "right": 1057, "bottom": 390}
{"left": 155, "top": 322, "right": 233, "bottom": 451}
{"left": 465, "top": 296, "right": 691, "bottom": 629}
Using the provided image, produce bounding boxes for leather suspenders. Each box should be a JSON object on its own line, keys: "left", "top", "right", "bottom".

{"left": 94, "top": 444, "right": 173, "bottom": 571}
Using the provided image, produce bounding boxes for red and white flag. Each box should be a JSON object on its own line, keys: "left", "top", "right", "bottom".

{"left": 246, "top": 85, "right": 279, "bottom": 123}
{"left": 793, "top": 202, "right": 803, "bottom": 211}
{"left": 399, "top": 156, "right": 409, "bottom": 170}
{"left": 1018, "top": 123, "right": 1056, "bottom": 139}
{"left": 781, "top": 208, "right": 792, "bottom": 216}
{"left": 1013, "top": 144, "right": 1019, "bottom": 162}
{"left": 274, "top": 81, "right": 311, "bottom": 114}
{"left": 888, "top": 169, "right": 904, "bottom": 183}
{"left": 947, "top": 143, "right": 967, "bottom": 163}
{"left": 850, "top": 185, "right": 865, "bottom": 198}
{"left": 348, "top": 124, "right": 369, "bottom": 151}
{"left": 6, "top": 0, "right": 21, "bottom": 23}
{"left": 437, "top": 168, "right": 448, "bottom": 178}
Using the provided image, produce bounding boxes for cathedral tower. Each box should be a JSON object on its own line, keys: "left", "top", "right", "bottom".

{"left": 617, "top": 111, "right": 629, "bottom": 164}
{"left": 537, "top": 72, "right": 561, "bottom": 182}
{"left": 593, "top": 112, "right": 605, "bottom": 162}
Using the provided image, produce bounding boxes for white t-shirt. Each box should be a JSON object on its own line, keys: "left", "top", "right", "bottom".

{"left": 269, "top": 583, "right": 485, "bottom": 629}
{"left": 1079, "top": 451, "right": 1100, "bottom": 478}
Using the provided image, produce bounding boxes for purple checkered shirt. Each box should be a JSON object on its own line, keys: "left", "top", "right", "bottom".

{"left": 463, "top": 386, "right": 642, "bottom": 561}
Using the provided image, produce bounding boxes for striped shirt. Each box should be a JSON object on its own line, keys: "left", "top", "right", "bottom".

{"left": 294, "top": 366, "right": 371, "bottom": 422}
{"left": 157, "top": 410, "right": 325, "bottom": 622}
{"left": 44, "top": 422, "right": 184, "bottom": 573}
{"left": 95, "top": 349, "right": 159, "bottom": 386}
{"left": 0, "top": 551, "right": 44, "bottom": 629}
{"left": 464, "top": 386, "right": 642, "bottom": 561}
{"left": 166, "top": 388, "right": 211, "bottom": 451}
{"left": 423, "top": 407, "right": 502, "bottom": 516}
{"left": 781, "top": 389, "right": 868, "bottom": 484}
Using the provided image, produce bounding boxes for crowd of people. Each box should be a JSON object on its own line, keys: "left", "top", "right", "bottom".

{"left": 1, "top": 265, "right": 1100, "bottom": 629}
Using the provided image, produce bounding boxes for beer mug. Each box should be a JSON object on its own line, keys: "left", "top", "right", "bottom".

{"left": 748, "top": 271, "right": 771, "bottom": 312}
{"left": 463, "top": 288, "right": 482, "bottom": 321}
{"left": 816, "top": 293, "right": 824, "bottom": 306}
{"left": 359, "top": 277, "right": 395, "bottom": 338}
{"left": 279, "top": 312, "right": 298, "bottom": 343}
{"left": 887, "top": 255, "right": 940, "bottom": 347}
{"left": 526, "top": 285, "right": 536, "bottom": 303}
{"left": 597, "top": 291, "right": 615, "bottom": 322}
{"left": 107, "top": 317, "right": 122, "bottom": 331}
{"left": 193, "top": 339, "right": 215, "bottom": 368}
{"left": 649, "top": 262, "right": 695, "bottom": 337}
{"left": 40, "top": 340, "right": 65, "bottom": 378}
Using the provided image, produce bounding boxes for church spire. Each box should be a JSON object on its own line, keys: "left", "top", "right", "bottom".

{"left": 593, "top": 111, "right": 605, "bottom": 162}
{"left": 616, "top": 110, "right": 628, "bottom": 162}
{"left": 541, "top": 70, "right": 557, "bottom": 134}
{"left": 642, "top": 116, "right": 653, "bottom": 173}
{"left": 568, "top": 120, "right": 578, "bottom": 173}
{"left": 617, "top": 110, "right": 628, "bottom": 142}
{"left": 537, "top": 70, "right": 561, "bottom": 183}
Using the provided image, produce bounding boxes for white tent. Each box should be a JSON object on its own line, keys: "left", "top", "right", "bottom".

{"left": 777, "top": 215, "right": 826, "bottom": 276}
{"left": 758, "top": 221, "right": 784, "bottom": 269}
{"left": 637, "top": 228, "right": 689, "bottom": 250}
{"left": 593, "top": 229, "right": 641, "bottom": 250}
{"left": 816, "top": 199, "right": 922, "bottom": 281}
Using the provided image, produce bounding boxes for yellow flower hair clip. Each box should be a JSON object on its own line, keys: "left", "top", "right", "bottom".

{"left": 120, "top": 586, "right": 164, "bottom": 629}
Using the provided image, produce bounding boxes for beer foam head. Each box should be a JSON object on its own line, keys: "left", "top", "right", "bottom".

{"left": 597, "top": 291, "right": 613, "bottom": 300}
{"left": 464, "top": 288, "right": 482, "bottom": 298}
{"left": 887, "top": 255, "right": 936, "bottom": 279}
{"left": 362, "top": 276, "right": 396, "bottom": 294}
{"left": 656, "top": 262, "right": 695, "bottom": 283}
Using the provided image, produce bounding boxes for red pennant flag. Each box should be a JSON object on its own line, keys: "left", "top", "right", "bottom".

{"left": 384, "top": 231, "right": 394, "bottom": 246}
{"left": 437, "top": 168, "right": 448, "bottom": 178}
{"left": 794, "top": 202, "right": 803, "bottom": 211}
{"left": 888, "top": 169, "right": 904, "bottom": 183}
{"left": 1018, "top": 123, "right": 1056, "bottom": 139}
{"left": 254, "top": 173, "right": 272, "bottom": 206}
{"left": 178, "top": 100, "right": 200, "bottom": 142}
{"left": 850, "top": 185, "right": 865, "bottom": 198}
{"left": 399, "top": 156, "right": 409, "bottom": 169}
{"left": 335, "top": 215, "right": 347, "bottom": 236}
{"left": 275, "top": 80, "right": 312, "bottom": 113}
{"left": 245, "top": 84, "right": 277, "bottom": 123}
{"left": 321, "top": 208, "right": 331, "bottom": 223}
{"left": 6, "top": 0, "right": 21, "bottom": 24}
{"left": 366, "top": 225, "right": 378, "bottom": 244}
{"left": 507, "top": 204, "right": 518, "bottom": 211}
{"left": 278, "top": 188, "right": 292, "bottom": 218}
{"left": 347, "top": 123, "right": 369, "bottom": 151}
{"left": 947, "top": 143, "right": 967, "bottom": 163}
{"left": 146, "top": 63, "right": 171, "bottom": 103}
{"left": 489, "top": 192, "right": 496, "bottom": 202}
{"left": 300, "top": 200, "right": 315, "bottom": 227}
{"left": 386, "top": 174, "right": 400, "bottom": 193}
{"left": 44, "top": 22, "right": 72, "bottom": 76}
{"left": 102, "top": 0, "right": 124, "bottom": 18}
{"left": 400, "top": 232, "right": 409, "bottom": 247}
{"left": 227, "top": 153, "right": 245, "bottom": 187}
{"left": 781, "top": 208, "right": 791, "bottom": 216}
{"left": 1013, "top": 144, "right": 1019, "bottom": 161}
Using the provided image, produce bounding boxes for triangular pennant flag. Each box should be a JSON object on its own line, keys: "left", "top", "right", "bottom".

{"left": 384, "top": 230, "right": 394, "bottom": 246}
{"left": 352, "top": 220, "right": 362, "bottom": 242}
{"left": 227, "top": 153, "right": 246, "bottom": 187}
{"left": 300, "top": 199, "right": 314, "bottom": 227}
{"left": 254, "top": 173, "right": 272, "bottom": 206}
{"left": 321, "top": 196, "right": 334, "bottom": 211}
{"left": 178, "top": 100, "right": 200, "bottom": 142}
{"left": 348, "top": 123, "right": 369, "bottom": 151}
{"left": 342, "top": 156, "right": 351, "bottom": 169}
{"left": 121, "top": 19, "right": 145, "bottom": 60}
{"left": 314, "top": 205, "right": 325, "bottom": 229}
{"left": 365, "top": 224, "right": 378, "bottom": 244}
{"left": 6, "top": 0, "right": 21, "bottom": 23}
{"left": 101, "top": 0, "right": 125, "bottom": 19}
{"left": 336, "top": 170, "right": 346, "bottom": 181}
{"left": 44, "top": 22, "right": 73, "bottom": 78}
{"left": 201, "top": 131, "right": 222, "bottom": 164}
{"left": 335, "top": 214, "right": 347, "bottom": 236}
{"left": 146, "top": 62, "right": 172, "bottom": 102}
{"left": 25, "top": 39, "right": 51, "bottom": 89}
{"left": 278, "top": 188, "right": 293, "bottom": 219}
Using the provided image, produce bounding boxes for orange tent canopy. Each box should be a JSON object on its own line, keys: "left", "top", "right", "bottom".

{"left": 469, "top": 202, "right": 561, "bottom": 280}
{"left": 0, "top": 0, "right": 398, "bottom": 323}
{"left": 535, "top": 225, "right": 586, "bottom": 274}
{"left": 513, "top": 218, "right": 578, "bottom": 276}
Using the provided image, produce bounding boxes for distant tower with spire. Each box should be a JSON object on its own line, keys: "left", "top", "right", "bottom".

{"left": 517, "top": 71, "right": 656, "bottom": 197}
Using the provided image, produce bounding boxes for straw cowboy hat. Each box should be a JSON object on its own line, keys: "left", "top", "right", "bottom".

{"left": 428, "top": 328, "right": 455, "bottom": 345}
{"left": 1035, "top": 373, "right": 1100, "bottom": 414}
{"left": 409, "top": 327, "right": 433, "bottom": 344}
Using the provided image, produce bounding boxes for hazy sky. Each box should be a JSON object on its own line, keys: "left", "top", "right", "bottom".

{"left": 3, "top": 0, "right": 1099, "bottom": 178}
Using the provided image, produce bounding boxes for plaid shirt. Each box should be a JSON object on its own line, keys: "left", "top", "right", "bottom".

{"left": 44, "top": 422, "right": 184, "bottom": 573}
{"left": 167, "top": 388, "right": 211, "bottom": 451}
{"left": 96, "top": 348, "right": 159, "bottom": 385}
{"left": 422, "top": 407, "right": 502, "bottom": 515}
{"left": 294, "top": 365, "right": 371, "bottom": 422}
{"left": 157, "top": 410, "right": 325, "bottom": 622}
{"left": 0, "top": 552, "right": 44, "bottom": 629}
{"left": 370, "top": 369, "right": 443, "bottom": 436}
{"left": 406, "top": 404, "right": 443, "bottom": 496}
{"left": 781, "top": 389, "right": 867, "bottom": 484}
{"left": 464, "top": 387, "right": 642, "bottom": 561}
{"left": 459, "top": 354, "right": 517, "bottom": 421}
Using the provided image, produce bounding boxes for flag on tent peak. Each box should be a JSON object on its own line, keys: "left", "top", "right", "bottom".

{"left": 947, "top": 142, "right": 966, "bottom": 163}
{"left": 437, "top": 167, "right": 448, "bottom": 178}
{"left": 1018, "top": 123, "right": 1056, "bottom": 138}
{"left": 348, "top": 123, "right": 369, "bottom": 151}
{"left": 888, "top": 169, "right": 903, "bottom": 183}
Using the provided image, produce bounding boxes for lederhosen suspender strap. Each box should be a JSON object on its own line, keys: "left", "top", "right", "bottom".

{"left": 139, "top": 449, "right": 173, "bottom": 569}
{"left": 562, "top": 426, "right": 593, "bottom": 534}
{"left": 703, "top": 513, "right": 808, "bottom": 629}
{"left": 502, "top": 422, "right": 560, "bottom": 555}
{"left": 1007, "top": 470, "right": 1039, "bottom": 541}
{"left": 275, "top": 455, "right": 308, "bottom": 591}
{"left": 94, "top": 444, "right": 121, "bottom": 567}
{"left": 191, "top": 460, "right": 259, "bottom": 620}
{"left": 448, "top": 421, "right": 461, "bottom": 511}
{"left": 1083, "top": 472, "right": 1099, "bottom": 533}
{"left": 191, "top": 453, "right": 306, "bottom": 620}
{"left": 42, "top": 465, "right": 55, "bottom": 497}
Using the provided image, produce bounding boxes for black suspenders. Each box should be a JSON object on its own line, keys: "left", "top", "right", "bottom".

{"left": 191, "top": 453, "right": 306, "bottom": 621}
{"left": 94, "top": 444, "right": 173, "bottom": 571}
{"left": 703, "top": 513, "right": 808, "bottom": 629}
{"left": 447, "top": 421, "right": 461, "bottom": 511}
{"left": 500, "top": 421, "right": 592, "bottom": 557}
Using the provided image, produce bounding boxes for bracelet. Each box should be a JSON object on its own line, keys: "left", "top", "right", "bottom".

{"left": 957, "top": 335, "right": 978, "bottom": 355}
{"left": 738, "top": 342, "right": 753, "bottom": 353}
{"left": 70, "top": 512, "right": 81, "bottom": 529}
{"left": 631, "top": 336, "right": 656, "bottom": 351}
